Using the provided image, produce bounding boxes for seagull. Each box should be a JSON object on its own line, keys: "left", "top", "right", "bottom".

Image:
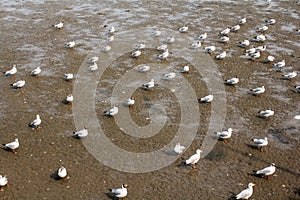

{"left": 273, "top": 60, "right": 285, "bottom": 70}
{"left": 266, "top": 55, "right": 275, "bottom": 63}
{"left": 257, "top": 25, "right": 268, "bottom": 32}
{"left": 29, "top": 66, "right": 41, "bottom": 76}
{"left": 127, "top": 98, "right": 135, "bottom": 107}
{"left": 131, "top": 49, "right": 142, "bottom": 58}
{"left": 185, "top": 149, "right": 202, "bottom": 169}
{"left": 198, "top": 94, "right": 213, "bottom": 103}
{"left": 216, "top": 128, "right": 233, "bottom": 143}
{"left": 65, "top": 41, "right": 75, "bottom": 48}
{"left": 53, "top": 21, "right": 64, "bottom": 29}
{"left": 235, "top": 183, "right": 255, "bottom": 199}
{"left": 156, "top": 44, "right": 168, "bottom": 51}
{"left": 252, "top": 137, "right": 268, "bottom": 152}
{"left": 88, "top": 56, "right": 99, "bottom": 63}
{"left": 282, "top": 71, "right": 297, "bottom": 80}
{"left": 238, "top": 18, "right": 247, "bottom": 25}
{"left": 239, "top": 40, "right": 250, "bottom": 47}
{"left": 253, "top": 35, "right": 266, "bottom": 42}
{"left": 295, "top": 85, "right": 300, "bottom": 92}
{"left": 73, "top": 127, "right": 88, "bottom": 138}
{"left": 28, "top": 114, "right": 42, "bottom": 130}
{"left": 204, "top": 46, "right": 216, "bottom": 54}
{"left": 137, "top": 65, "right": 150, "bottom": 72}
{"left": 162, "top": 72, "right": 176, "bottom": 80}
{"left": 109, "top": 184, "right": 128, "bottom": 199}
{"left": 255, "top": 45, "right": 266, "bottom": 52}
{"left": 157, "top": 49, "right": 169, "bottom": 60}
{"left": 57, "top": 166, "right": 67, "bottom": 179}
{"left": 220, "top": 36, "right": 229, "bottom": 43}
{"left": 152, "top": 29, "right": 161, "bottom": 37}
{"left": 190, "top": 41, "right": 202, "bottom": 48}
{"left": 225, "top": 76, "right": 239, "bottom": 85}
{"left": 63, "top": 73, "right": 74, "bottom": 81}
{"left": 265, "top": 19, "right": 276, "bottom": 25}
{"left": 107, "top": 35, "right": 114, "bottom": 42}
{"left": 108, "top": 26, "right": 116, "bottom": 34}
{"left": 2, "top": 138, "right": 19, "bottom": 154}
{"left": 179, "top": 25, "right": 188, "bottom": 33}
{"left": 174, "top": 143, "right": 186, "bottom": 154}
{"left": 231, "top": 25, "right": 240, "bottom": 32}
{"left": 255, "top": 163, "right": 276, "bottom": 180}
{"left": 166, "top": 36, "right": 175, "bottom": 43}
{"left": 88, "top": 62, "right": 98, "bottom": 72}
{"left": 245, "top": 47, "right": 256, "bottom": 54}
{"left": 135, "top": 43, "right": 146, "bottom": 50}
{"left": 249, "top": 51, "right": 261, "bottom": 61}
{"left": 220, "top": 27, "right": 231, "bottom": 35}
{"left": 0, "top": 175, "right": 8, "bottom": 191}
{"left": 250, "top": 86, "right": 265, "bottom": 95}
{"left": 104, "top": 105, "right": 118, "bottom": 117}
{"left": 215, "top": 51, "right": 226, "bottom": 60}
{"left": 179, "top": 65, "right": 189, "bottom": 73}
{"left": 4, "top": 65, "right": 17, "bottom": 76}
{"left": 258, "top": 109, "right": 274, "bottom": 118}
{"left": 65, "top": 94, "right": 73, "bottom": 106}
{"left": 102, "top": 45, "right": 111, "bottom": 52}
{"left": 11, "top": 80, "right": 25, "bottom": 89}
{"left": 142, "top": 79, "right": 155, "bottom": 90}
{"left": 197, "top": 32, "right": 207, "bottom": 40}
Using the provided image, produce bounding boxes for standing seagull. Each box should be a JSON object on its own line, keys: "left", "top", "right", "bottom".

{"left": 65, "top": 94, "right": 73, "bottom": 106}
{"left": 0, "top": 175, "right": 8, "bottom": 192}
{"left": 254, "top": 163, "right": 276, "bottom": 180}
{"left": 2, "top": 138, "right": 19, "bottom": 154}
{"left": 235, "top": 183, "right": 255, "bottom": 199}
{"left": 11, "top": 80, "right": 25, "bottom": 90}
{"left": 216, "top": 128, "right": 233, "bottom": 143}
{"left": 53, "top": 21, "right": 64, "bottom": 29}
{"left": 28, "top": 114, "right": 42, "bottom": 130}
{"left": 179, "top": 25, "right": 188, "bottom": 33}
{"left": 126, "top": 98, "right": 135, "bottom": 107}
{"left": 174, "top": 143, "right": 186, "bottom": 154}
{"left": 104, "top": 105, "right": 118, "bottom": 117}
{"left": 63, "top": 73, "right": 74, "bottom": 81}
{"left": 185, "top": 149, "right": 202, "bottom": 169}
{"left": 29, "top": 67, "right": 41, "bottom": 76}
{"left": 4, "top": 65, "right": 17, "bottom": 77}
{"left": 142, "top": 79, "right": 155, "bottom": 90}
{"left": 57, "top": 166, "right": 67, "bottom": 180}
{"left": 73, "top": 127, "right": 88, "bottom": 138}
{"left": 252, "top": 137, "right": 268, "bottom": 152}
{"left": 109, "top": 184, "right": 128, "bottom": 199}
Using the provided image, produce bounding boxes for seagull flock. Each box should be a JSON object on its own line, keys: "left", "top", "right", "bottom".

{"left": 1, "top": 8, "right": 299, "bottom": 199}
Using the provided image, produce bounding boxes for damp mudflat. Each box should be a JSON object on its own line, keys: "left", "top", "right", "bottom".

{"left": 0, "top": 0, "right": 299, "bottom": 199}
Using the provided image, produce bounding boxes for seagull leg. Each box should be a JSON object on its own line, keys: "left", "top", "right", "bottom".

{"left": 223, "top": 138, "right": 228, "bottom": 143}
{"left": 0, "top": 187, "right": 3, "bottom": 192}
{"left": 266, "top": 175, "right": 270, "bottom": 181}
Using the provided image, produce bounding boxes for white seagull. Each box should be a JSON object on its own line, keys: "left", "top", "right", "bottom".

{"left": 142, "top": 79, "right": 155, "bottom": 90}
{"left": 104, "top": 105, "right": 119, "bottom": 117}
{"left": 258, "top": 109, "right": 274, "bottom": 118}
{"left": 255, "top": 163, "right": 276, "bottom": 180}
{"left": 179, "top": 25, "right": 188, "bottom": 33}
{"left": 135, "top": 43, "right": 146, "bottom": 50}
{"left": 215, "top": 51, "right": 227, "bottom": 60}
{"left": 255, "top": 45, "right": 266, "bottom": 52}
{"left": 235, "top": 183, "right": 255, "bottom": 199}
{"left": 63, "top": 73, "right": 74, "bottom": 81}
{"left": 53, "top": 21, "right": 64, "bottom": 29}
{"left": 225, "top": 76, "right": 239, "bottom": 85}
{"left": 65, "top": 94, "right": 73, "bottom": 106}
{"left": 2, "top": 138, "right": 19, "bottom": 154}
{"left": 88, "top": 62, "right": 98, "bottom": 72}
{"left": 102, "top": 45, "right": 111, "bottom": 52}
{"left": 162, "top": 72, "right": 176, "bottom": 80}
{"left": 245, "top": 47, "right": 256, "bottom": 54}
{"left": 4, "top": 65, "right": 17, "bottom": 76}
{"left": 250, "top": 86, "right": 265, "bottom": 95}
{"left": 166, "top": 36, "right": 175, "bottom": 43}
{"left": 11, "top": 80, "right": 25, "bottom": 89}
{"left": 216, "top": 128, "right": 233, "bottom": 143}
{"left": 204, "top": 46, "right": 216, "bottom": 54}
{"left": 231, "top": 25, "right": 240, "bottom": 32}
{"left": 0, "top": 175, "right": 8, "bottom": 191}
{"left": 220, "top": 36, "right": 229, "bottom": 43}
{"left": 199, "top": 94, "right": 213, "bottom": 103}
{"left": 265, "top": 19, "right": 276, "bottom": 25}
{"left": 109, "top": 184, "right": 128, "bottom": 199}
{"left": 29, "top": 114, "right": 42, "bottom": 129}
{"left": 65, "top": 41, "right": 75, "bottom": 48}
{"left": 249, "top": 51, "right": 261, "bottom": 60}
{"left": 179, "top": 65, "right": 189, "bottom": 73}
{"left": 239, "top": 40, "right": 250, "bottom": 47}
{"left": 220, "top": 27, "right": 231, "bottom": 35}
{"left": 282, "top": 71, "right": 297, "bottom": 80}
{"left": 153, "top": 29, "right": 161, "bottom": 37}
{"left": 174, "top": 143, "right": 186, "bottom": 154}
{"left": 238, "top": 18, "right": 247, "bottom": 25}
{"left": 185, "top": 149, "right": 202, "bottom": 169}
{"left": 88, "top": 56, "right": 99, "bottom": 63}
{"left": 29, "top": 67, "right": 41, "bottom": 76}
{"left": 131, "top": 49, "right": 142, "bottom": 58}
{"left": 253, "top": 35, "right": 266, "bottom": 42}
{"left": 156, "top": 44, "right": 168, "bottom": 51}
{"left": 252, "top": 137, "right": 268, "bottom": 151}
{"left": 266, "top": 55, "right": 275, "bottom": 63}
{"left": 197, "top": 32, "right": 207, "bottom": 40}
{"left": 57, "top": 166, "right": 67, "bottom": 179}
{"left": 73, "top": 127, "right": 88, "bottom": 138}
{"left": 108, "top": 26, "right": 116, "bottom": 34}
{"left": 257, "top": 25, "right": 268, "bottom": 32}
{"left": 273, "top": 60, "right": 285, "bottom": 70}
{"left": 137, "top": 65, "right": 150, "bottom": 72}
{"left": 107, "top": 35, "right": 114, "bottom": 42}
{"left": 157, "top": 49, "right": 169, "bottom": 60}
{"left": 127, "top": 98, "right": 135, "bottom": 107}
{"left": 190, "top": 41, "right": 202, "bottom": 49}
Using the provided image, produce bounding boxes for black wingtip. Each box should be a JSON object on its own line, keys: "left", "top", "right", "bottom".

{"left": 108, "top": 189, "right": 112, "bottom": 192}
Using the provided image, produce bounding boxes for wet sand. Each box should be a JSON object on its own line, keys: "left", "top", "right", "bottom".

{"left": 0, "top": 0, "right": 299, "bottom": 199}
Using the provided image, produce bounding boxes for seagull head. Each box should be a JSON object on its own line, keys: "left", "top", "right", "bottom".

{"left": 122, "top": 184, "right": 129, "bottom": 188}
{"left": 248, "top": 183, "right": 255, "bottom": 187}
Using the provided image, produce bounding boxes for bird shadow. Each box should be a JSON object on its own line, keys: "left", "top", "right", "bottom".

{"left": 61, "top": 99, "right": 69, "bottom": 105}
{"left": 245, "top": 143, "right": 258, "bottom": 150}
{"left": 50, "top": 172, "right": 60, "bottom": 180}
{"left": 105, "top": 192, "right": 119, "bottom": 200}
{"left": 227, "top": 192, "right": 237, "bottom": 200}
